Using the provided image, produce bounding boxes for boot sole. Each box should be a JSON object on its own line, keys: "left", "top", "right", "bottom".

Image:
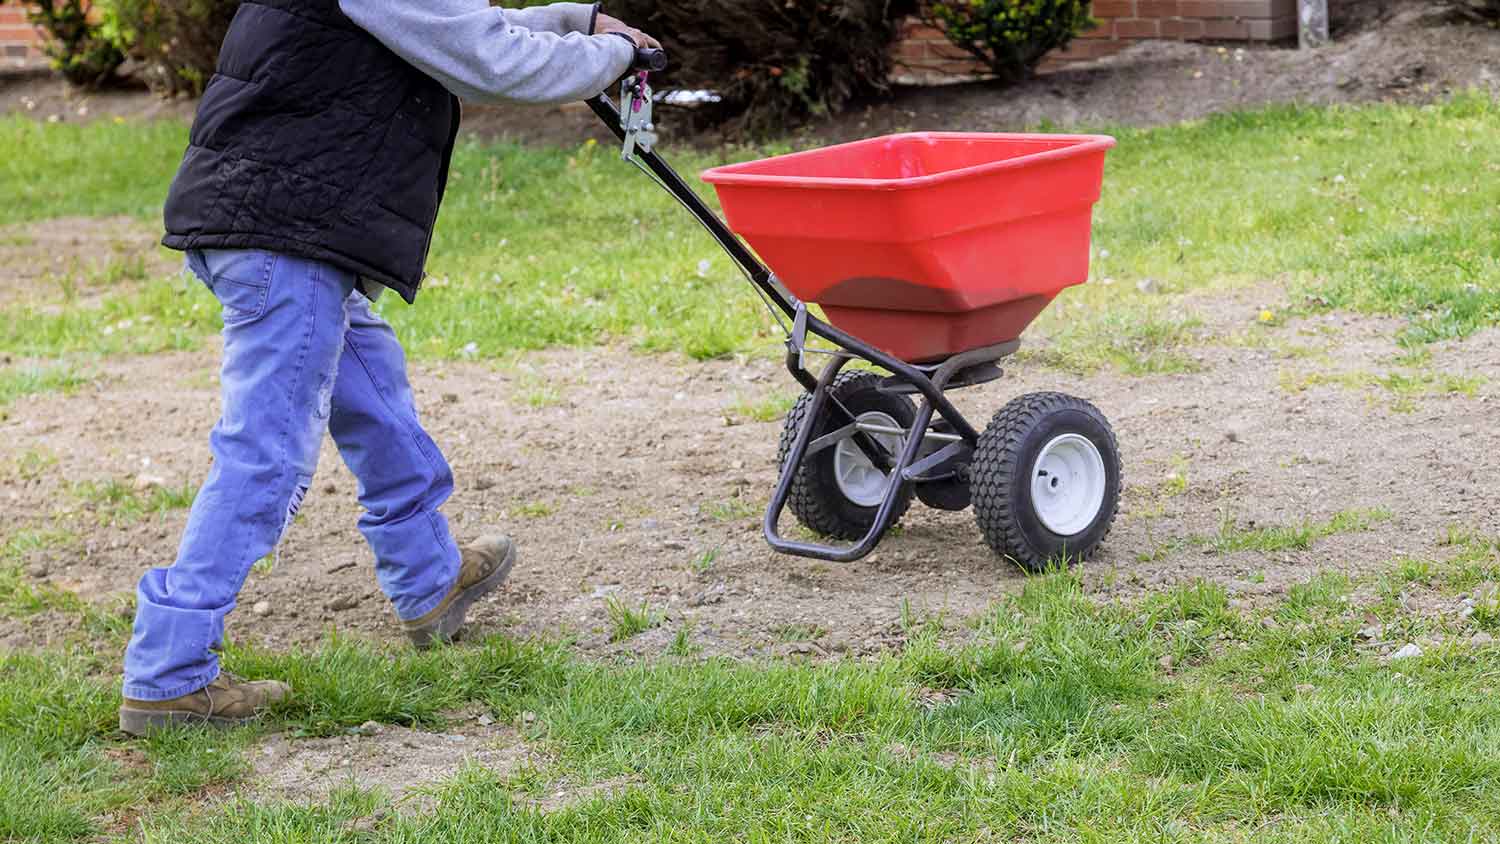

{"left": 118, "top": 708, "right": 250, "bottom": 737}
{"left": 406, "top": 543, "right": 517, "bottom": 649}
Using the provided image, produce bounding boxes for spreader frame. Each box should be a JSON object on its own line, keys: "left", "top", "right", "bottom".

{"left": 589, "top": 91, "right": 1017, "bottom": 562}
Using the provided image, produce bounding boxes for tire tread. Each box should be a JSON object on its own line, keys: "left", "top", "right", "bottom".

{"left": 972, "top": 391, "right": 1121, "bottom": 572}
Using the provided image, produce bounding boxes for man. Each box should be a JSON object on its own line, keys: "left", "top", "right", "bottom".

{"left": 118, "top": 0, "right": 659, "bottom": 737}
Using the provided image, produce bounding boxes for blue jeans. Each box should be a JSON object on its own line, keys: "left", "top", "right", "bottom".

{"left": 122, "top": 249, "right": 461, "bottom": 701}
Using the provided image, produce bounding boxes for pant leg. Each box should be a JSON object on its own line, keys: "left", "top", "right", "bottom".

{"left": 328, "top": 290, "right": 460, "bottom": 622}
{"left": 122, "top": 250, "right": 354, "bottom": 701}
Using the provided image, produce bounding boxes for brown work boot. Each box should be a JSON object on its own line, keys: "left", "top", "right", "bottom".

{"left": 402, "top": 535, "right": 516, "bottom": 649}
{"left": 118, "top": 673, "right": 290, "bottom": 736}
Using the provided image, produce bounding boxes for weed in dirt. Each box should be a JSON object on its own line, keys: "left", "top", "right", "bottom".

{"left": 604, "top": 596, "right": 663, "bottom": 642}
{"left": 774, "top": 623, "right": 829, "bottom": 643}
{"left": 250, "top": 554, "right": 275, "bottom": 578}
{"left": 14, "top": 448, "right": 58, "bottom": 481}
{"left": 702, "top": 495, "right": 757, "bottom": 523}
{"left": 91, "top": 252, "right": 150, "bottom": 287}
{"left": 511, "top": 500, "right": 556, "bottom": 519}
{"left": 516, "top": 383, "right": 562, "bottom": 409}
{"left": 1391, "top": 346, "right": 1434, "bottom": 368}
{"left": 667, "top": 623, "right": 699, "bottom": 657}
{"left": 0, "top": 365, "right": 88, "bottom": 409}
{"left": 71, "top": 478, "right": 196, "bottom": 525}
{"left": 897, "top": 598, "right": 946, "bottom": 641}
{"left": 689, "top": 547, "right": 718, "bottom": 576}
{"left": 1134, "top": 536, "right": 1196, "bottom": 563}
{"left": 1279, "top": 366, "right": 1487, "bottom": 413}
{"left": 730, "top": 392, "right": 797, "bottom": 424}
{"left": 1207, "top": 507, "right": 1391, "bottom": 555}
{"left": 1278, "top": 571, "right": 1352, "bottom": 623}
{"left": 0, "top": 528, "right": 90, "bottom": 619}
{"left": 1157, "top": 454, "right": 1190, "bottom": 498}
{"left": 1436, "top": 529, "right": 1500, "bottom": 594}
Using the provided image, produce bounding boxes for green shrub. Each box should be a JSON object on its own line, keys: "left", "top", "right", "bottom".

{"left": 610, "top": 0, "right": 912, "bottom": 132}
{"left": 18, "top": 0, "right": 125, "bottom": 87}
{"left": 919, "top": 0, "right": 1094, "bottom": 85}
{"left": 99, "top": 0, "right": 240, "bottom": 96}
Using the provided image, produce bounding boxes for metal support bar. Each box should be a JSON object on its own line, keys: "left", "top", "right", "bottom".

{"left": 764, "top": 359, "right": 938, "bottom": 563}
{"left": 807, "top": 422, "right": 962, "bottom": 460}
{"left": 859, "top": 424, "right": 963, "bottom": 443}
{"left": 901, "top": 440, "right": 971, "bottom": 484}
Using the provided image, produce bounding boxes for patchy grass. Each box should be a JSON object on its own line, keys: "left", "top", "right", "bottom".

{"left": 1023, "top": 313, "right": 1207, "bottom": 376}
{"left": 71, "top": 478, "right": 197, "bottom": 525}
{"left": 689, "top": 547, "right": 719, "bottom": 575}
{"left": 1209, "top": 507, "right": 1392, "bottom": 555}
{"left": 5, "top": 566, "right": 1500, "bottom": 841}
{"left": 1080, "top": 94, "right": 1500, "bottom": 351}
{"left": 0, "top": 365, "right": 89, "bottom": 409}
{"left": 4, "top": 95, "right": 1499, "bottom": 367}
{"left": 775, "top": 622, "right": 829, "bottom": 642}
{"left": 702, "top": 495, "right": 758, "bottom": 523}
{"left": 510, "top": 500, "right": 557, "bottom": 520}
{"left": 0, "top": 528, "right": 86, "bottom": 619}
{"left": 729, "top": 391, "right": 798, "bottom": 424}
{"left": 603, "top": 597, "right": 664, "bottom": 643}
{"left": 1280, "top": 366, "right": 1487, "bottom": 412}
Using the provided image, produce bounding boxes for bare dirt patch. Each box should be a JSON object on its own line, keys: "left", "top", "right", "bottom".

{"left": 248, "top": 716, "right": 537, "bottom": 809}
{"left": 0, "top": 216, "right": 176, "bottom": 309}
{"left": 2, "top": 280, "right": 1497, "bottom": 658}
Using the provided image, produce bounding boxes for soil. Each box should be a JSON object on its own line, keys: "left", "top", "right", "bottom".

{"left": 249, "top": 713, "right": 537, "bottom": 809}
{"left": 3, "top": 2, "right": 1496, "bottom": 147}
{"left": 0, "top": 216, "right": 178, "bottom": 310}
{"left": 2, "top": 210, "right": 1497, "bottom": 658}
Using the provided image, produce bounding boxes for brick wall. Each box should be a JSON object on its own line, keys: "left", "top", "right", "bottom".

{"left": 895, "top": 0, "right": 1298, "bottom": 83}
{"left": 8, "top": 1, "right": 1300, "bottom": 81}
{"left": 1, "top": 3, "right": 46, "bottom": 63}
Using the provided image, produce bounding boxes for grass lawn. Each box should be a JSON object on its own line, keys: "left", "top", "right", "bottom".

{"left": 9, "top": 558, "right": 1500, "bottom": 842}
{"left": 3, "top": 93, "right": 1500, "bottom": 841}
{"left": 1, "top": 94, "right": 1497, "bottom": 365}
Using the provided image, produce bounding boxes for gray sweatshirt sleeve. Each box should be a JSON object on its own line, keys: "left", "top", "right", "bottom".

{"left": 338, "top": 0, "right": 634, "bottom": 105}
{"left": 502, "top": 2, "right": 596, "bottom": 35}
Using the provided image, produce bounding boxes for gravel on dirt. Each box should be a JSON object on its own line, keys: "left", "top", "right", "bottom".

{"left": 3, "top": 245, "right": 1497, "bottom": 659}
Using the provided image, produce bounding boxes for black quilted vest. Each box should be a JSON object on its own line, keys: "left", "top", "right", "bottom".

{"left": 161, "top": 0, "right": 459, "bottom": 302}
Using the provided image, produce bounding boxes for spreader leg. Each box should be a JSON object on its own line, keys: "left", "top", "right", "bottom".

{"left": 764, "top": 361, "right": 938, "bottom": 563}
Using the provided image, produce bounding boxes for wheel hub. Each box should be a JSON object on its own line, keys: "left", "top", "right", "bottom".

{"left": 1030, "top": 433, "right": 1107, "bottom": 537}
{"left": 833, "top": 411, "right": 903, "bottom": 508}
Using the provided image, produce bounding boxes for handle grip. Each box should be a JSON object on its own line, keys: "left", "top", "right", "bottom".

{"left": 634, "top": 48, "right": 668, "bottom": 72}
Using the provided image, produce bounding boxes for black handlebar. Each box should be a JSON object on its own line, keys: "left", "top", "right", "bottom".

{"left": 634, "top": 48, "right": 668, "bottom": 72}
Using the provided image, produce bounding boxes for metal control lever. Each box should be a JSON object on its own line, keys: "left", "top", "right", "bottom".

{"left": 620, "top": 74, "right": 657, "bottom": 161}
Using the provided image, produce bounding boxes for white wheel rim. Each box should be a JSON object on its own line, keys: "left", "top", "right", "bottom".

{"left": 1030, "top": 433, "right": 1107, "bottom": 537}
{"left": 833, "top": 411, "right": 904, "bottom": 508}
